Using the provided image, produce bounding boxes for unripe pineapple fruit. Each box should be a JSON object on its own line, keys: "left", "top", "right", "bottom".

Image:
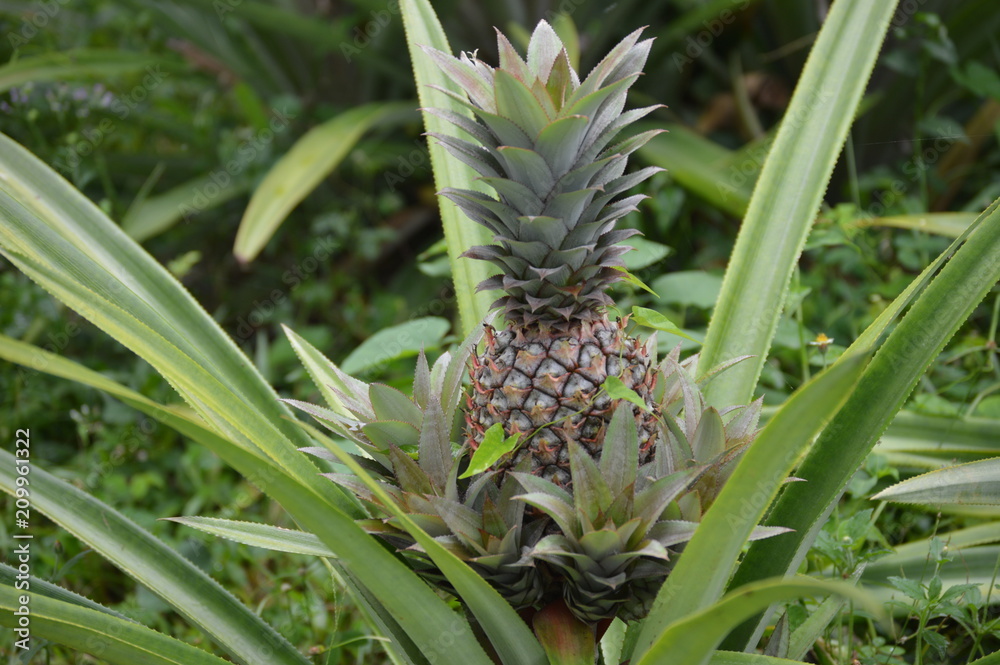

{"left": 425, "top": 21, "right": 663, "bottom": 485}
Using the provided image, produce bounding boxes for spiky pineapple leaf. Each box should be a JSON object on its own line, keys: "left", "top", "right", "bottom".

{"left": 165, "top": 517, "right": 335, "bottom": 558}
{"left": 603, "top": 375, "right": 649, "bottom": 411}
{"left": 418, "top": 399, "right": 452, "bottom": 488}
{"left": 601, "top": 404, "right": 639, "bottom": 499}
{"left": 632, "top": 306, "right": 701, "bottom": 343}
{"left": 370, "top": 383, "right": 423, "bottom": 429}
{"left": 871, "top": 458, "right": 1000, "bottom": 505}
{"left": 461, "top": 424, "right": 521, "bottom": 478}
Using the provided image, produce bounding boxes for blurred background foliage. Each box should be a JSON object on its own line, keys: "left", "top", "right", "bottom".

{"left": 2, "top": 0, "right": 1000, "bottom": 662}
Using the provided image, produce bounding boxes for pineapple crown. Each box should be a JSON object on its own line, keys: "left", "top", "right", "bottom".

{"left": 423, "top": 22, "right": 664, "bottom": 330}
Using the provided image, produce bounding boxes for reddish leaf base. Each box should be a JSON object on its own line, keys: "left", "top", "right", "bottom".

{"left": 532, "top": 599, "right": 598, "bottom": 665}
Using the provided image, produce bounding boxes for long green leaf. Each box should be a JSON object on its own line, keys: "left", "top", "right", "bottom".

{"left": 854, "top": 212, "right": 978, "bottom": 238}
{"left": 633, "top": 352, "right": 869, "bottom": 659}
{"left": 234, "top": 102, "right": 415, "bottom": 262}
{"left": 635, "top": 577, "right": 882, "bottom": 665}
{"left": 399, "top": 0, "right": 496, "bottom": 335}
{"left": 875, "top": 411, "right": 1000, "bottom": 468}
{"left": 0, "top": 449, "right": 309, "bottom": 665}
{"left": 166, "top": 516, "right": 335, "bottom": 558}
{"left": 0, "top": 585, "right": 230, "bottom": 665}
{"left": 0, "top": 563, "right": 132, "bottom": 623}
{"left": 723, "top": 196, "right": 1000, "bottom": 650}
{"left": 0, "top": 133, "right": 493, "bottom": 663}
{"left": 0, "top": 50, "right": 169, "bottom": 92}
{"left": 872, "top": 458, "right": 1000, "bottom": 505}
{"left": 698, "top": 0, "right": 900, "bottom": 408}
{"left": 123, "top": 174, "right": 249, "bottom": 243}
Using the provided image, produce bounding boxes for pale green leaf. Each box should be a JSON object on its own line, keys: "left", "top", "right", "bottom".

{"left": 872, "top": 458, "right": 1000, "bottom": 505}
{"left": 854, "top": 212, "right": 978, "bottom": 238}
{"left": 123, "top": 174, "right": 249, "bottom": 243}
{"left": 234, "top": 102, "right": 415, "bottom": 262}
{"left": 401, "top": 0, "right": 496, "bottom": 335}
{"left": 635, "top": 577, "right": 883, "bottom": 665}
{"left": 699, "top": 0, "right": 902, "bottom": 408}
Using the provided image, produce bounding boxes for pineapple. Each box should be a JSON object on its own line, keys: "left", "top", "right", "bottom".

{"left": 423, "top": 22, "right": 663, "bottom": 486}
{"left": 289, "top": 21, "right": 777, "bottom": 633}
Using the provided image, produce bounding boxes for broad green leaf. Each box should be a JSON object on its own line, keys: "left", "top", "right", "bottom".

{"left": 872, "top": 458, "right": 1000, "bottom": 505}
{"left": 724, "top": 196, "right": 1000, "bottom": 650}
{"left": 0, "top": 449, "right": 310, "bottom": 665}
{"left": 635, "top": 577, "right": 882, "bottom": 665}
{"left": 400, "top": 0, "right": 497, "bottom": 335}
{"left": 634, "top": 352, "right": 869, "bottom": 658}
{"left": 603, "top": 375, "right": 649, "bottom": 411}
{"left": 631, "top": 306, "right": 701, "bottom": 343}
{"left": 0, "top": 50, "right": 170, "bottom": 92}
{"left": 460, "top": 423, "right": 520, "bottom": 478}
{"left": 234, "top": 102, "right": 415, "bottom": 262}
{"left": 123, "top": 174, "right": 249, "bottom": 243}
{"left": 166, "top": 517, "right": 335, "bottom": 557}
{"left": 341, "top": 317, "right": 451, "bottom": 376}
{"left": 653, "top": 271, "right": 723, "bottom": 309}
{"left": 0, "top": 585, "right": 230, "bottom": 665}
{"left": 623, "top": 237, "right": 672, "bottom": 270}
{"left": 854, "top": 212, "right": 978, "bottom": 238}
{"left": 698, "top": 0, "right": 901, "bottom": 408}
{"left": 0, "top": 133, "right": 494, "bottom": 663}
{"left": 0, "top": 563, "right": 132, "bottom": 622}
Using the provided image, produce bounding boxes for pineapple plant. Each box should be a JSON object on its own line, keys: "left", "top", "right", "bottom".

{"left": 288, "top": 18, "right": 775, "bottom": 639}
{"left": 422, "top": 21, "right": 664, "bottom": 486}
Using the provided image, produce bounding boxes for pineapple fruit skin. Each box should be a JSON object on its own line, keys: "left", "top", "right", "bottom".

{"left": 466, "top": 316, "right": 658, "bottom": 485}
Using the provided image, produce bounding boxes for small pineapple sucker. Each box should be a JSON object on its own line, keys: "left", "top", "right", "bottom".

{"left": 426, "top": 21, "right": 664, "bottom": 486}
